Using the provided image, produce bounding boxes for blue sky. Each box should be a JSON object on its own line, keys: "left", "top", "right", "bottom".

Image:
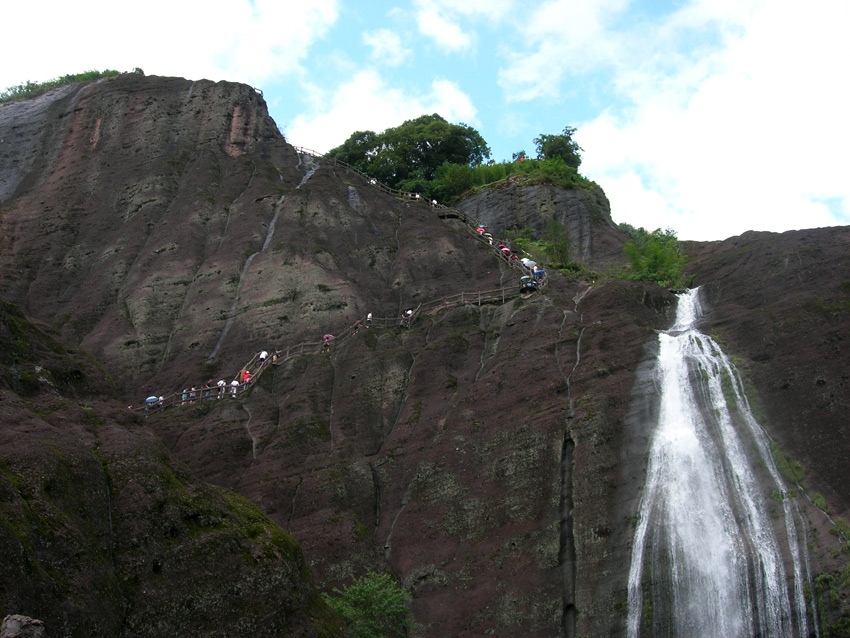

{"left": 3, "top": 0, "right": 849, "bottom": 240}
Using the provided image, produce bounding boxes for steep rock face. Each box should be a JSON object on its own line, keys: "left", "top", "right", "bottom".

{"left": 3, "top": 74, "right": 848, "bottom": 636}
{"left": 1, "top": 75, "right": 659, "bottom": 636}
{"left": 0, "top": 298, "right": 341, "bottom": 637}
{"left": 0, "top": 73, "right": 301, "bottom": 392}
{"left": 457, "top": 180, "right": 626, "bottom": 270}
{"left": 150, "top": 279, "right": 676, "bottom": 637}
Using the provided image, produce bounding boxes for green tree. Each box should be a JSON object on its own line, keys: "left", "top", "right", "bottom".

{"left": 322, "top": 571, "right": 414, "bottom": 638}
{"left": 325, "top": 130, "right": 381, "bottom": 173}
{"left": 326, "top": 114, "right": 490, "bottom": 193}
{"left": 623, "top": 227, "right": 686, "bottom": 287}
{"left": 617, "top": 222, "right": 642, "bottom": 241}
{"left": 533, "top": 126, "right": 583, "bottom": 169}
{"left": 432, "top": 161, "right": 474, "bottom": 201}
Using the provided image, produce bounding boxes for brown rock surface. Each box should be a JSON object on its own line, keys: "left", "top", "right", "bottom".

{"left": 457, "top": 179, "right": 626, "bottom": 271}
{"left": 2, "top": 74, "right": 848, "bottom": 636}
{"left": 0, "top": 298, "right": 341, "bottom": 637}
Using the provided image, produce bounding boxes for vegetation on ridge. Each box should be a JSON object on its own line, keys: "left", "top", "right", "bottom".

{"left": 0, "top": 68, "right": 143, "bottom": 103}
{"left": 326, "top": 114, "right": 593, "bottom": 203}
{"left": 329, "top": 113, "right": 686, "bottom": 286}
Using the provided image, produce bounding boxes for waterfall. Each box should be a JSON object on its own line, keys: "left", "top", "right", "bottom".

{"left": 626, "top": 288, "right": 812, "bottom": 637}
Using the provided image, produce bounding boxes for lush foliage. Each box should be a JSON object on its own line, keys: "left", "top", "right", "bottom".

{"left": 504, "top": 227, "right": 536, "bottom": 254}
{"left": 431, "top": 156, "right": 594, "bottom": 202}
{"left": 620, "top": 225, "right": 686, "bottom": 287}
{"left": 0, "top": 68, "right": 143, "bottom": 103}
{"left": 533, "top": 126, "right": 583, "bottom": 169}
{"left": 322, "top": 571, "right": 413, "bottom": 638}
{"left": 327, "top": 115, "right": 593, "bottom": 203}
{"left": 326, "top": 114, "right": 490, "bottom": 191}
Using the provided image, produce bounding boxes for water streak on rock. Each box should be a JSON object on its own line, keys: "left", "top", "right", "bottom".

{"left": 207, "top": 154, "right": 318, "bottom": 362}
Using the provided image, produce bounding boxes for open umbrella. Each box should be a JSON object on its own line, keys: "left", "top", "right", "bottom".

{"left": 323, "top": 334, "right": 335, "bottom": 341}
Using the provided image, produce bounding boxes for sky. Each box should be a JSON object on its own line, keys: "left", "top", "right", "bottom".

{"left": 3, "top": 0, "right": 849, "bottom": 241}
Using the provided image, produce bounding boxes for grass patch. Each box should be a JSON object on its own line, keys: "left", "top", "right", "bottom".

{"left": 770, "top": 441, "right": 806, "bottom": 489}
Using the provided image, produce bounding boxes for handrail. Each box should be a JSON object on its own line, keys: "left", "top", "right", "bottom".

{"left": 132, "top": 148, "right": 549, "bottom": 414}
{"left": 291, "top": 146, "right": 537, "bottom": 279}
{"left": 131, "top": 280, "right": 537, "bottom": 415}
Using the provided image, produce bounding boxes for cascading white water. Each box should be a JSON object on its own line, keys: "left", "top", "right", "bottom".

{"left": 626, "top": 288, "right": 812, "bottom": 637}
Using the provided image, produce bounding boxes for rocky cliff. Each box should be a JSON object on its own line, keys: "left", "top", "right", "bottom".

{"left": 1, "top": 74, "right": 848, "bottom": 636}
{"left": 457, "top": 179, "right": 625, "bottom": 271}
{"left": 0, "top": 298, "right": 341, "bottom": 637}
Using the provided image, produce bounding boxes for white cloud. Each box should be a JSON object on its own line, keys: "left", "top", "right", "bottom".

{"left": 362, "top": 29, "right": 411, "bottom": 67}
{"left": 430, "top": 79, "right": 479, "bottom": 125}
{"left": 410, "top": 0, "right": 513, "bottom": 53}
{"left": 578, "top": 0, "right": 850, "bottom": 240}
{"left": 0, "top": 0, "right": 339, "bottom": 90}
{"left": 498, "top": 0, "right": 630, "bottom": 100}
{"left": 415, "top": 0, "right": 515, "bottom": 20}
{"left": 414, "top": 5, "right": 473, "bottom": 53}
{"left": 285, "top": 70, "right": 478, "bottom": 153}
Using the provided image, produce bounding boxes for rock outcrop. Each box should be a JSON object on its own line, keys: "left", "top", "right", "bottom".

{"left": 0, "top": 73, "right": 300, "bottom": 393}
{"left": 457, "top": 179, "right": 625, "bottom": 270}
{"left": 0, "top": 615, "right": 45, "bottom": 638}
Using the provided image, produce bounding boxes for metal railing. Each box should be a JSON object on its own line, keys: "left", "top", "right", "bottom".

{"left": 291, "top": 146, "right": 545, "bottom": 283}
{"left": 132, "top": 148, "right": 549, "bottom": 414}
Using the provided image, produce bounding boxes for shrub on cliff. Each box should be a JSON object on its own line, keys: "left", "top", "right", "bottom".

{"left": 621, "top": 226, "right": 686, "bottom": 288}
{"left": 322, "top": 571, "right": 413, "bottom": 638}
{"left": 431, "top": 156, "right": 594, "bottom": 202}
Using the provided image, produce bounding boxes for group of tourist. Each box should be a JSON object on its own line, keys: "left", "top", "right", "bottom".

{"left": 136, "top": 351, "right": 274, "bottom": 412}
{"left": 134, "top": 201, "right": 536, "bottom": 413}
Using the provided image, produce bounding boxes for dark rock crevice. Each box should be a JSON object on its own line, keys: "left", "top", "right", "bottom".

{"left": 374, "top": 351, "right": 417, "bottom": 456}
{"left": 555, "top": 306, "right": 583, "bottom": 638}
{"left": 287, "top": 475, "right": 304, "bottom": 529}
{"left": 327, "top": 356, "right": 338, "bottom": 453}
{"left": 559, "top": 431, "right": 577, "bottom": 638}
{"left": 91, "top": 445, "right": 129, "bottom": 625}
{"left": 369, "top": 462, "right": 382, "bottom": 534}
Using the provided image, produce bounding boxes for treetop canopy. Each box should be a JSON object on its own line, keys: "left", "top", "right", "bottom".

{"left": 326, "top": 114, "right": 490, "bottom": 188}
